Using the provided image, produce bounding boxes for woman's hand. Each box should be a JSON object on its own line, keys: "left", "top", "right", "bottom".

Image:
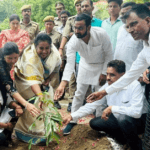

{"left": 26, "top": 102, "right": 41, "bottom": 117}
{"left": 15, "top": 105, "right": 23, "bottom": 117}
{"left": 143, "top": 69, "right": 150, "bottom": 84}
{"left": 86, "top": 90, "right": 107, "bottom": 103}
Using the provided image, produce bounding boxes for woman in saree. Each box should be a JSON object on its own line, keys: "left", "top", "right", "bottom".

{"left": 0, "top": 14, "right": 30, "bottom": 80}
{"left": 0, "top": 42, "right": 40, "bottom": 131}
{"left": 0, "top": 14, "right": 30, "bottom": 53}
{"left": 14, "top": 33, "right": 61, "bottom": 144}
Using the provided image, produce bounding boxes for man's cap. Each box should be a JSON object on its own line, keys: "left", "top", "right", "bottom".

{"left": 21, "top": 5, "right": 31, "bottom": 11}
{"left": 43, "top": 16, "right": 54, "bottom": 22}
{"left": 55, "top": 2, "right": 64, "bottom": 9}
{"left": 74, "top": 0, "right": 82, "bottom": 5}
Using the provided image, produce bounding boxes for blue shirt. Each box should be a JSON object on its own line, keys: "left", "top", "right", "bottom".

{"left": 101, "top": 17, "right": 123, "bottom": 53}
{"left": 76, "top": 17, "right": 102, "bottom": 64}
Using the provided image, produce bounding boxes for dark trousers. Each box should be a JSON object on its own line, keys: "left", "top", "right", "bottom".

{"left": 0, "top": 129, "right": 12, "bottom": 145}
{"left": 90, "top": 113, "right": 146, "bottom": 150}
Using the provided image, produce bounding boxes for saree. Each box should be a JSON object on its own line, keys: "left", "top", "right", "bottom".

{"left": 0, "top": 29, "right": 30, "bottom": 53}
{"left": 14, "top": 43, "right": 61, "bottom": 144}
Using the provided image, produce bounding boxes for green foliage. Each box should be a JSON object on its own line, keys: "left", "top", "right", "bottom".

{"left": 28, "top": 92, "right": 63, "bottom": 150}
{"left": 94, "top": 3, "right": 109, "bottom": 20}
{"left": 0, "top": 0, "right": 77, "bottom": 31}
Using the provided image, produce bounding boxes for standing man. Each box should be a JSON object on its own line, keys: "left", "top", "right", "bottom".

{"left": 114, "top": 2, "right": 143, "bottom": 71}
{"left": 57, "top": 10, "right": 70, "bottom": 83}
{"left": 86, "top": 4, "right": 150, "bottom": 150}
{"left": 54, "top": 2, "right": 65, "bottom": 28}
{"left": 59, "top": 0, "right": 102, "bottom": 56}
{"left": 81, "top": 0, "right": 102, "bottom": 26}
{"left": 58, "top": 0, "right": 82, "bottom": 112}
{"left": 41, "top": 16, "right": 62, "bottom": 50}
{"left": 20, "top": 5, "right": 40, "bottom": 41}
{"left": 102, "top": 0, "right": 123, "bottom": 54}
{"left": 55, "top": 13, "right": 113, "bottom": 135}
{"left": 59, "top": 0, "right": 82, "bottom": 56}
{"left": 57, "top": 10, "right": 70, "bottom": 34}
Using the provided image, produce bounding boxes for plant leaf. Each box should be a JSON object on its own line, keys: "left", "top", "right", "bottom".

{"left": 28, "top": 139, "right": 33, "bottom": 150}
{"left": 53, "top": 132, "right": 60, "bottom": 144}
{"left": 28, "top": 97, "right": 36, "bottom": 102}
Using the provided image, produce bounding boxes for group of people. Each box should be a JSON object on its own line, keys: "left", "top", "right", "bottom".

{"left": 0, "top": 0, "right": 150, "bottom": 150}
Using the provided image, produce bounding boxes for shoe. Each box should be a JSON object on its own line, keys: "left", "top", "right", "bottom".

{"left": 67, "top": 103, "right": 72, "bottom": 112}
{"left": 63, "top": 123, "right": 77, "bottom": 135}
{"left": 54, "top": 101, "right": 61, "bottom": 109}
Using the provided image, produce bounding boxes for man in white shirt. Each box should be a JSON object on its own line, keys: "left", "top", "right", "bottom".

{"left": 86, "top": 4, "right": 150, "bottom": 150}
{"left": 63, "top": 60, "right": 148, "bottom": 150}
{"left": 114, "top": 2, "right": 143, "bottom": 71}
{"left": 54, "top": 13, "right": 113, "bottom": 135}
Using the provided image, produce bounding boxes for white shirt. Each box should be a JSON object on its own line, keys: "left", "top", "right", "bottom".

{"left": 62, "top": 27, "right": 113, "bottom": 85}
{"left": 0, "top": 92, "right": 12, "bottom": 133}
{"left": 114, "top": 25, "right": 143, "bottom": 71}
{"left": 71, "top": 81, "right": 148, "bottom": 121}
{"left": 106, "top": 34, "right": 150, "bottom": 95}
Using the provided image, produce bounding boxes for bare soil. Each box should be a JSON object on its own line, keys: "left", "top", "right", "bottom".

{"left": 0, "top": 95, "right": 111, "bottom": 150}
{"left": 1, "top": 124, "right": 111, "bottom": 150}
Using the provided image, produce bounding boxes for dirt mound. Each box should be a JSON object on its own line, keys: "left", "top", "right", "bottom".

{"left": 55, "top": 124, "right": 111, "bottom": 150}
{"left": 1, "top": 124, "right": 111, "bottom": 150}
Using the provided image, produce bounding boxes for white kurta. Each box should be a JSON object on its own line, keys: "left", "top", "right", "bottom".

{"left": 62, "top": 27, "right": 113, "bottom": 85}
{"left": 71, "top": 81, "right": 148, "bottom": 121}
{"left": 106, "top": 34, "right": 150, "bottom": 95}
{"left": 114, "top": 25, "right": 143, "bottom": 71}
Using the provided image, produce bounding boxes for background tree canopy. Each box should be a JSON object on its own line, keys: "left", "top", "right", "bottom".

{"left": 0, "top": 0, "right": 149, "bottom": 31}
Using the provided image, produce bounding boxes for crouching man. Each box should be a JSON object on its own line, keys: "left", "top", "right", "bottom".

{"left": 0, "top": 92, "right": 23, "bottom": 146}
{"left": 63, "top": 60, "right": 148, "bottom": 150}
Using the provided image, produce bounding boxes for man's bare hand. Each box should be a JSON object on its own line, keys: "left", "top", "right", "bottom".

{"left": 59, "top": 48, "right": 63, "bottom": 58}
{"left": 143, "top": 69, "right": 150, "bottom": 84}
{"left": 86, "top": 90, "right": 107, "bottom": 103}
{"left": 101, "top": 106, "right": 112, "bottom": 121}
{"left": 54, "top": 85, "right": 65, "bottom": 100}
{"left": 99, "top": 74, "right": 106, "bottom": 86}
{"left": 60, "top": 60, "right": 65, "bottom": 72}
{"left": 63, "top": 114, "right": 72, "bottom": 125}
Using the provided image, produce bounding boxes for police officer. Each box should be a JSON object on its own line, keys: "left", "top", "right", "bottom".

{"left": 54, "top": 2, "right": 65, "bottom": 28}
{"left": 41, "top": 16, "right": 62, "bottom": 50}
{"left": 20, "top": 5, "right": 40, "bottom": 41}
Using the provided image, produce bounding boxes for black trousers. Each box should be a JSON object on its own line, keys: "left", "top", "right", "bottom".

{"left": 90, "top": 113, "right": 146, "bottom": 150}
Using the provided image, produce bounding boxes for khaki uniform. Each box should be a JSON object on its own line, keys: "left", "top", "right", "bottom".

{"left": 54, "top": 17, "right": 62, "bottom": 28}
{"left": 62, "top": 15, "right": 76, "bottom": 38}
{"left": 20, "top": 20, "right": 40, "bottom": 41}
{"left": 40, "top": 29, "right": 62, "bottom": 50}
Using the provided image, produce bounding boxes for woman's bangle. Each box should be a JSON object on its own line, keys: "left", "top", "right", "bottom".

{"left": 59, "top": 48, "right": 63, "bottom": 50}
{"left": 37, "top": 92, "right": 43, "bottom": 96}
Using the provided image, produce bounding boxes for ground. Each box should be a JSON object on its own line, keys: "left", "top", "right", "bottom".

{"left": 0, "top": 94, "right": 112, "bottom": 150}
